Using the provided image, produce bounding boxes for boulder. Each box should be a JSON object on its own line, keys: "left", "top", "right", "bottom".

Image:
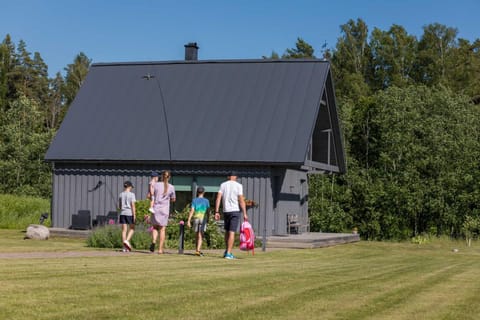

{"left": 25, "top": 224, "right": 50, "bottom": 240}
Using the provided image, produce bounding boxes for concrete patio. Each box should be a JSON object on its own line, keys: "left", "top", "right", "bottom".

{"left": 266, "top": 232, "right": 360, "bottom": 249}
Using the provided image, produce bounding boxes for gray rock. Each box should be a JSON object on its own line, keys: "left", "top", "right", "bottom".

{"left": 25, "top": 224, "right": 50, "bottom": 240}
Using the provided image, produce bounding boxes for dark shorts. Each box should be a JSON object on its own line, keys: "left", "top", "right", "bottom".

{"left": 223, "top": 211, "right": 240, "bottom": 232}
{"left": 119, "top": 215, "right": 134, "bottom": 225}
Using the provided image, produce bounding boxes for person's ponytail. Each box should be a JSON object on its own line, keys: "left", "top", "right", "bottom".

{"left": 162, "top": 170, "right": 171, "bottom": 195}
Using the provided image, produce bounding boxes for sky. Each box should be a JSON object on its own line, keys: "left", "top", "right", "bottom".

{"left": 1, "top": 0, "right": 479, "bottom": 77}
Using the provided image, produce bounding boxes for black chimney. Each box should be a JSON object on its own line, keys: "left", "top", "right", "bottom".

{"left": 184, "top": 42, "right": 199, "bottom": 61}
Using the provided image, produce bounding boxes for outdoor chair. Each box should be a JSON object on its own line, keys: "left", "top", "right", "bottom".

{"left": 71, "top": 210, "right": 91, "bottom": 230}
{"left": 287, "top": 214, "right": 310, "bottom": 234}
{"left": 95, "top": 215, "right": 107, "bottom": 226}
{"left": 287, "top": 214, "right": 301, "bottom": 234}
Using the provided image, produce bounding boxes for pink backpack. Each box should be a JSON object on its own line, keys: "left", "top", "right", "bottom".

{"left": 240, "top": 220, "right": 255, "bottom": 254}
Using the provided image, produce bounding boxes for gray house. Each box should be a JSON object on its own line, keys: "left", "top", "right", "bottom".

{"left": 45, "top": 45, "right": 346, "bottom": 237}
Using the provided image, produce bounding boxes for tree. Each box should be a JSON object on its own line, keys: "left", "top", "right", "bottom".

{"left": 63, "top": 52, "right": 91, "bottom": 106}
{"left": 414, "top": 23, "right": 458, "bottom": 86}
{"left": 0, "top": 34, "right": 17, "bottom": 110}
{"left": 262, "top": 51, "right": 280, "bottom": 59}
{"left": 282, "top": 37, "right": 315, "bottom": 58}
{"left": 369, "top": 25, "right": 417, "bottom": 90}
{"left": 446, "top": 38, "right": 480, "bottom": 98}
{"left": 45, "top": 72, "right": 65, "bottom": 130}
{"left": 309, "top": 78, "right": 480, "bottom": 240}
{"left": 331, "top": 18, "right": 371, "bottom": 99}
{"left": 0, "top": 95, "right": 53, "bottom": 197}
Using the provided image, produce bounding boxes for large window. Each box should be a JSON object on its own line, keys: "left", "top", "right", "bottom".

{"left": 170, "top": 176, "right": 192, "bottom": 212}
{"left": 169, "top": 176, "right": 225, "bottom": 213}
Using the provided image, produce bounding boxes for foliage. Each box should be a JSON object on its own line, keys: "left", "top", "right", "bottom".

{"left": 63, "top": 52, "right": 91, "bottom": 105}
{"left": 283, "top": 37, "right": 315, "bottom": 58}
{"left": 411, "top": 234, "right": 430, "bottom": 245}
{"left": 0, "top": 35, "right": 91, "bottom": 198}
{"left": 310, "top": 85, "right": 480, "bottom": 240}
{"left": 0, "top": 194, "right": 50, "bottom": 229}
{"left": 87, "top": 204, "right": 226, "bottom": 250}
{"left": 0, "top": 95, "right": 54, "bottom": 197}
{"left": 86, "top": 224, "right": 122, "bottom": 248}
{"left": 2, "top": 19, "right": 480, "bottom": 243}
{"left": 462, "top": 215, "right": 480, "bottom": 247}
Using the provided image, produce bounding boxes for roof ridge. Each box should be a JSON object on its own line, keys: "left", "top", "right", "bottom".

{"left": 92, "top": 59, "right": 330, "bottom": 67}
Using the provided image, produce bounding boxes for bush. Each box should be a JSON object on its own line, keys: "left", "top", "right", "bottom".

{"left": 0, "top": 194, "right": 50, "bottom": 229}
{"left": 87, "top": 205, "right": 227, "bottom": 250}
{"left": 86, "top": 225, "right": 122, "bottom": 248}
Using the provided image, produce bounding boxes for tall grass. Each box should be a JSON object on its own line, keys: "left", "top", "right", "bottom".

{"left": 0, "top": 194, "right": 50, "bottom": 229}
{"left": 1, "top": 233, "right": 479, "bottom": 319}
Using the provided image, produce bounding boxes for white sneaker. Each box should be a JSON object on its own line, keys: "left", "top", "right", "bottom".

{"left": 148, "top": 207, "right": 155, "bottom": 213}
{"left": 123, "top": 240, "right": 132, "bottom": 251}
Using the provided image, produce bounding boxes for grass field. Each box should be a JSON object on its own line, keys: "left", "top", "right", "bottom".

{"left": 1, "top": 230, "right": 480, "bottom": 320}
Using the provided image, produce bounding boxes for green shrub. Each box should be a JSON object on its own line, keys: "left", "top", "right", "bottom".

{"left": 86, "top": 225, "right": 122, "bottom": 248}
{"left": 87, "top": 205, "right": 227, "bottom": 250}
{"left": 462, "top": 215, "right": 480, "bottom": 247}
{"left": 0, "top": 194, "right": 50, "bottom": 229}
{"left": 411, "top": 234, "right": 430, "bottom": 244}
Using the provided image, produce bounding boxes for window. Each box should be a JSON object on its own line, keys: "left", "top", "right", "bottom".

{"left": 168, "top": 176, "right": 225, "bottom": 213}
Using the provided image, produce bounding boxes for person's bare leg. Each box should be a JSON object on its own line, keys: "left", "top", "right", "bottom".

{"left": 196, "top": 232, "right": 203, "bottom": 252}
{"left": 122, "top": 224, "right": 128, "bottom": 242}
{"left": 158, "top": 226, "right": 166, "bottom": 253}
{"left": 151, "top": 227, "right": 158, "bottom": 244}
{"left": 126, "top": 224, "right": 135, "bottom": 241}
{"left": 227, "top": 231, "right": 235, "bottom": 253}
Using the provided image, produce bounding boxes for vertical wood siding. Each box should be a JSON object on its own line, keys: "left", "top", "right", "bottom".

{"left": 51, "top": 163, "right": 304, "bottom": 236}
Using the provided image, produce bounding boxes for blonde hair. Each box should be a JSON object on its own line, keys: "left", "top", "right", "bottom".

{"left": 162, "top": 170, "right": 171, "bottom": 195}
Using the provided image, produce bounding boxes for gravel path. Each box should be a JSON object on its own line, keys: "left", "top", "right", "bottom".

{"left": 0, "top": 250, "right": 134, "bottom": 259}
{"left": 0, "top": 249, "right": 238, "bottom": 259}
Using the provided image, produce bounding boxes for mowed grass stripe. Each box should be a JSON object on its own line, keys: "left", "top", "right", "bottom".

{"left": 1, "top": 233, "right": 480, "bottom": 319}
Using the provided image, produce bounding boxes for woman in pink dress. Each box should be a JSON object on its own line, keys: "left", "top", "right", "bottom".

{"left": 149, "top": 170, "right": 176, "bottom": 254}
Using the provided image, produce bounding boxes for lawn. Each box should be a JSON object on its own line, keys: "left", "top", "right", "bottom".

{"left": 1, "top": 230, "right": 480, "bottom": 320}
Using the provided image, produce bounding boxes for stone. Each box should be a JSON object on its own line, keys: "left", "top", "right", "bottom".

{"left": 25, "top": 224, "right": 50, "bottom": 240}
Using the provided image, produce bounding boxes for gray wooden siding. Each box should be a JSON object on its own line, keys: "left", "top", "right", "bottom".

{"left": 272, "top": 168, "right": 308, "bottom": 235}
{"left": 51, "top": 163, "right": 280, "bottom": 236}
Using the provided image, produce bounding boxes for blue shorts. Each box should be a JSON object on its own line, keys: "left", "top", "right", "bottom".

{"left": 223, "top": 211, "right": 240, "bottom": 232}
{"left": 119, "top": 215, "right": 134, "bottom": 225}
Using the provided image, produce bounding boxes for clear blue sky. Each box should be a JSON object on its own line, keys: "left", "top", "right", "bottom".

{"left": 1, "top": 0, "right": 479, "bottom": 77}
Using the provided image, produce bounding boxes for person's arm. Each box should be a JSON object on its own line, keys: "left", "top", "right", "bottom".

{"left": 239, "top": 194, "right": 247, "bottom": 220}
{"left": 148, "top": 182, "right": 155, "bottom": 201}
{"left": 131, "top": 201, "right": 136, "bottom": 223}
{"left": 214, "top": 192, "right": 222, "bottom": 221}
{"left": 187, "top": 206, "right": 194, "bottom": 228}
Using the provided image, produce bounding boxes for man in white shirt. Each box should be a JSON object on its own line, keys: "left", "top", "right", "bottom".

{"left": 215, "top": 171, "right": 248, "bottom": 259}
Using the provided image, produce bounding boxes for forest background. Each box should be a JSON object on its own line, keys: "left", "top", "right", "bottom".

{"left": 1, "top": 18, "right": 479, "bottom": 240}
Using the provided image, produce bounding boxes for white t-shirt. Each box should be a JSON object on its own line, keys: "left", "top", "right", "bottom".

{"left": 219, "top": 180, "right": 243, "bottom": 213}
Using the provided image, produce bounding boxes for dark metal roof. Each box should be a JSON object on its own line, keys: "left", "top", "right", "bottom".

{"left": 46, "top": 59, "right": 345, "bottom": 171}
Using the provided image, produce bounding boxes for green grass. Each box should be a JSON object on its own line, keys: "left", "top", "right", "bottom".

{"left": 0, "top": 194, "right": 50, "bottom": 228}
{"left": 1, "top": 231, "right": 480, "bottom": 320}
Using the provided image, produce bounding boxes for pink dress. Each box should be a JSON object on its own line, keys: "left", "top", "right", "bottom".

{"left": 151, "top": 182, "right": 175, "bottom": 226}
